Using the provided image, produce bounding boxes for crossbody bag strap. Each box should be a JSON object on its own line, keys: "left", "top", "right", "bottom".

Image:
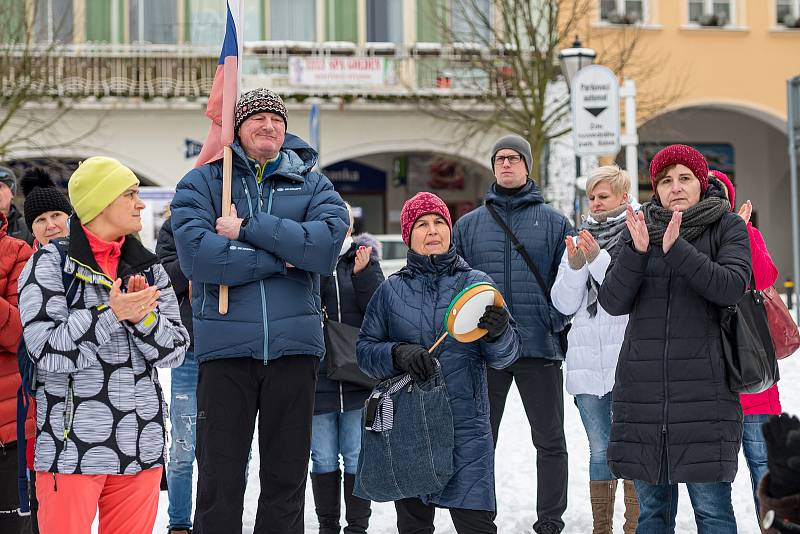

{"left": 485, "top": 203, "right": 551, "bottom": 302}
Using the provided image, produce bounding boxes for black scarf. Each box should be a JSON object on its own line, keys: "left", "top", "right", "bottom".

{"left": 583, "top": 204, "right": 629, "bottom": 317}
{"left": 642, "top": 184, "right": 730, "bottom": 246}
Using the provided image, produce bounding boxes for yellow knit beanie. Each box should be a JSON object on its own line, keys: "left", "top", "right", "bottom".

{"left": 68, "top": 157, "right": 139, "bottom": 223}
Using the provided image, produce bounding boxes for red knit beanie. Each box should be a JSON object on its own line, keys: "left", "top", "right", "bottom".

{"left": 400, "top": 192, "right": 452, "bottom": 245}
{"left": 649, "top": 144, "right": 709, "bottom": 196}
{"left": 709, "top": 170, "right": 735, "bottom": 212}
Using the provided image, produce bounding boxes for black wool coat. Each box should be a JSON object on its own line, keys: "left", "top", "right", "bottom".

{"left": 598, "top": 211, "right": 751, "bottom": 484}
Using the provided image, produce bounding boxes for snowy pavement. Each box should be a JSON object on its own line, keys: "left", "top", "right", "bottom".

{"left": 149, "top": 356, "right": 799, "bottom": 533}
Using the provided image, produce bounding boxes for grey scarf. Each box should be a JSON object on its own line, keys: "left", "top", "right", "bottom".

{"left": 642, "top": 196, "right": 729, "bottom": 246}
{"left": 583, "top": 204, "right": 629, "bottom": 317}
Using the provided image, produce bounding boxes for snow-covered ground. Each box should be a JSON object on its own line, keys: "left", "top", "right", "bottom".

{"left": 148, "top": 356, "right": 799, "bottom": 533}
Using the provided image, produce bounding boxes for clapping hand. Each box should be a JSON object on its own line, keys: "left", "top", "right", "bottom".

{"left": 109, "top": 278, "right": 160, "bottom": 323}
{"left": 738, "top": 200, "right": 752, "bottom": 224}
{"left": 354, "top": 246, "right": 372, "bottom": 274}
{"left": 577, "top": 230, "right": 600, "bottom": 263}
{"left": 662, "top": 210, "right": 682, "bottom": 254}
{"left": 565, "top": 236, "right": 585, "bottom": 270}
{"left": 625, "top": 205, "right": 649, "bottom": 254}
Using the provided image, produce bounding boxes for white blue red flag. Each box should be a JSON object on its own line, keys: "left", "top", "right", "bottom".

{"left": 194, "top": 0, "right": 244, "bottom": 168}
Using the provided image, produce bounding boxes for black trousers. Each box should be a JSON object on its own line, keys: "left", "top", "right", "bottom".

{"left": 395, "top": 497, "right": 497, "bottom": 534}
{"left": 488, "top": 358, "right": 568, "bottom": 531}
{"left": 194, "top": 355, "right": 319, "bottom": 534}
{"left": 0, "top": 442, "right": 32, "bottom": 533}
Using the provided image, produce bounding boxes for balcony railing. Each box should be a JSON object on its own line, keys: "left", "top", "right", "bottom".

{"left": 0, "top": 42, "right": 521, "bottom": 100}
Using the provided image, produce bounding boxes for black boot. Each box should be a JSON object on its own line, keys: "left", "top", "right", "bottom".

{"left": 311, "top": 470, "right": 341, "bottom": 534}
{"left": 343, "top": 473, "right": 371, "bottom": 534}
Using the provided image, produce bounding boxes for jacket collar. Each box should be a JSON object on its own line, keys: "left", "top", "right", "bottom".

{"left": 229, "top": 133, "right": 318, "bottom": 184}
{"left": 66, "top": 216, "right": 158, "bottom": 283}
{"left": 399, "top": 245, "right": 470, "bottom": 278}
{"left": 485, "top": 179, "right": 544, "bottom": 210}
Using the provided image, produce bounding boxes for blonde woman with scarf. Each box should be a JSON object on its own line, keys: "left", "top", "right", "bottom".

{"left": 552, "top": 165, "right": 639, "bottom": 534}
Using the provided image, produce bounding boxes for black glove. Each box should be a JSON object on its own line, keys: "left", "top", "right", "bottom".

{"left": 762, "top": 413, "right": 800, "bottom": 499}
{"left": 478, "top": 305, "right": 509, "bottom": 341}
{"left": 392, "top": 343, "right": 435, "bottom": 382}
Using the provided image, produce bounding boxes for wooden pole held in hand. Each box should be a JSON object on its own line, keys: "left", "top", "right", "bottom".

{"left": 428, "top": 332, "right": 448, "bottom": 353}
{"left": 219, "top": 145, "right": 233, "bottom": 315}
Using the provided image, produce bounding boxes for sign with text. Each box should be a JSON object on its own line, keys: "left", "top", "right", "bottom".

{"left": 571, "top": 65, "right": 620, "bottom": 156}
{"left": 289, "top": 56, "right": 396, "bottom": 87}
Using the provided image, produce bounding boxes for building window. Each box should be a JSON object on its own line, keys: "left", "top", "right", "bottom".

{"left": 271, "top": 0, "right": 316, "bottom": 41}
{"left": 187, "top": 0, "right": 263, "bottom": 45}
{"left": 688, "top": 0, "right": 735, "bottom": 27}
{"left": 777, "top": 0, "right": 800, "bottom": 27}
{"left": 129, "top": 0, "right": 177, "bottom": 44}
{"left": 451, "top": 0, "right": 491, "bottom": 43}
{"left": 367, "top": 0, "right": 403, "bottom": 43}
{"left": 34, "top": 0, "right": 74, "bottom": 43}
{"left": 600, "top": 0, "right": 645, "bottom": 24}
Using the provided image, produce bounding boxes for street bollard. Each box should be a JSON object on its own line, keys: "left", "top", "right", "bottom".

{"left": 785, "top": 278, "right": 794, "bottom": 310}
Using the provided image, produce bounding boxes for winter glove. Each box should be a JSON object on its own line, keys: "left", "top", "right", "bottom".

{"left": 392, "top": 343, "right": 435, "bottom": 382}
{"left": 762, "top": 413, "right": 800, "bottom": 498}
{"left": 478, "top": 305, "right": 509, "bottom": 341}
{"left": 584, "top": 242, "right": 601, "bottom": 263}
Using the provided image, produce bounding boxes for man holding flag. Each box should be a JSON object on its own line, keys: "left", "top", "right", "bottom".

{"left": 171, "top": 3, "right": 349, "bottom": 532}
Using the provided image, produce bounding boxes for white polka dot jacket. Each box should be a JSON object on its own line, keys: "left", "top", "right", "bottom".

{"left": 17, "top": 221, "right": 189, "bottom": 475}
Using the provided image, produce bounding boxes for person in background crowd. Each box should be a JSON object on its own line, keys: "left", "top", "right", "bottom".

{"left": 453, "top": 135, "right": 572, "bottom": 534}
{"left": 759, "top": 413, "right": 800, "bottom": 533}
{"left": 0, "top": 211, "right": 33, "bottom": 533}
{"left": 551, "top": 165, "right": 639, "bottom": 534}
{"left": 0, "top": 165, "right": 33, "bottom": 245}
{"left": 358, "top": 192, "right": 521, "bottom": 534}
{"left": 18, "top": 156, "right": 189, "bottom": 534}
{"left": 171, "top": 88, "right": 349, "bottom": 534}
{"left": 711, "top": 169, "right": 783, "bottom": 527}
{"left": 21, "top": 168, "right": 72, "bottom": 251}
{"left": 156, "top": 206, "right": 197, "bottom": 534}
{"left": 599, "top": 144, "right": 751, "bottom": 533}
{"left": 311, "top": 202, "right": 384, "bottom": 534}
{"left": 14, "top": 167, "right": 73, "bottom": 534}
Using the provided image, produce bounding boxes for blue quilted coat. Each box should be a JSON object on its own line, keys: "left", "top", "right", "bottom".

{"left": 171, "top": 134, "right": 349, "bottom": 364}
{"left": 453, "top": 181, "right": 573, "bottom": 360}
{"left": 357, "top": 247, "right": 520, "bottom": 511}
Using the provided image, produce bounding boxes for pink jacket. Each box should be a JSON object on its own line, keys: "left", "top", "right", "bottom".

{"left": 739, "top": 223, "right": 781, "bottom": 416}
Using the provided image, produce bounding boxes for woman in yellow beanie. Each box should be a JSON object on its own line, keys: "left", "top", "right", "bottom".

{"left": 18, "top": 156, "right": 189, "bottom": 534}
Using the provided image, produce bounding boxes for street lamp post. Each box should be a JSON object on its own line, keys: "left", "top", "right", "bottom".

{"left": 559, "top": 36, "right": 597, "bottom": 226}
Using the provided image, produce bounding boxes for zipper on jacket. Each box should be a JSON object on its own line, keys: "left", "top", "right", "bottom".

{"left": 333, "top": 269, "right": 345, "bottom": 413}
{"left": 504, "top": 203, "right": 513, "bottom": 308}
{"left": 339, "top": 382, "right": 344, "bottom": 414}
{"left": 241, "top": 175, "right": 271, "bottom": 366}
{"left": 661, "top": 272, "right": 672, "bottom": 484}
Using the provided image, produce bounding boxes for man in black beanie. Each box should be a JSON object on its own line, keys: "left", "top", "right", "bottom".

{"left": 453, "top": 134, "right": 573, "bottom": 534}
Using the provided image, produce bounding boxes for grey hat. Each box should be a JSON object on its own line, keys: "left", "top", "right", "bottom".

{"left": 0, "top": 165, "right": 16, "bottom": 195}
{"left": 491, "top": 135, "right": 532, "bottom": 173}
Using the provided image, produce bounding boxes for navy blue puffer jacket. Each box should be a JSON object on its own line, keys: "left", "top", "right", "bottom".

{"left": 171, "top": 134, "right": 349, "bottom": 364}
{"left": 357, "top": 247, "right": 520, "bottom": 511}
{"left": 454, "top": 181, "right": 573, "bottom": 360}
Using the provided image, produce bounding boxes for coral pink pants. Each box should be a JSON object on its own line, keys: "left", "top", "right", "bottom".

{"left": 36, "top": 467, "right": 162, "bottom": 534}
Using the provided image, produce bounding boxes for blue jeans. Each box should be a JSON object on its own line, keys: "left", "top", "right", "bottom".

{"left": 167, "top": 351, "right": 198, "bottom": 530}
{"left": 634, "top": 479, "right": 737, "bottom": 534}
{"left": 574, "top": 393, "right": 613, "bottom": 481}
{"left": 311, "top": 409, "right": 362, "bottom": 475}
{"left": 743, "top": 413, "right": 770, "bottom": 521}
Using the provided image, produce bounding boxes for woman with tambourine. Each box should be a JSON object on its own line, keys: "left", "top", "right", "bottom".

{"left": 357, "top": 192, "right": 521, "bottom": 534}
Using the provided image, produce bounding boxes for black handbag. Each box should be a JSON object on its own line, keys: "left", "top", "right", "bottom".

{"left": 711, "top": 223, "right": 779, "bottom": 394}
{"left": 323, "top": 272, "right": 378, "bottom": 389}
{"left": 485, "top": 203, "right": 571, "bottom": 353}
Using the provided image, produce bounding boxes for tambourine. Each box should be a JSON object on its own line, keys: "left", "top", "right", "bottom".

{"left": 429, "top": 282, "right": 505, "bottom": 352}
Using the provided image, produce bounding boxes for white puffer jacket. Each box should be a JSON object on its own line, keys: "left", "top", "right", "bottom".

{"left": 552, "top": 247, "right": 629, "bottom": 397}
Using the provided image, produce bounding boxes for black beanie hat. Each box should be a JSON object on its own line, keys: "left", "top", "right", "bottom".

{"left": 21, "top": 168, "right": 72, "bottom": 230}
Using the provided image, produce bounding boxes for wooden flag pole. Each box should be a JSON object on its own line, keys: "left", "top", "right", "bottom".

{"left": 219, "top": 145, "right": 233, "bottom": 314}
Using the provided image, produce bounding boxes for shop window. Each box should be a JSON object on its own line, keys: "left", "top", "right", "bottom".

{"left": 599, "top": 0, "right": 645, "bottom": 24}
